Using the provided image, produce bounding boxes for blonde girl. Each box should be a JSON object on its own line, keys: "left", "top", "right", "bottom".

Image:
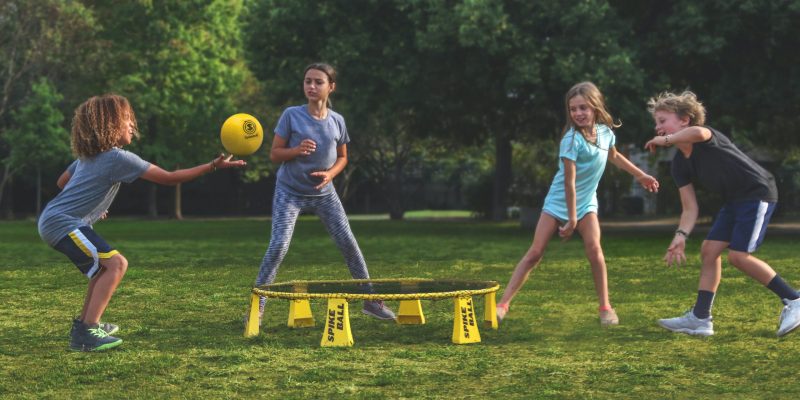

{"left": 497, "top": 82, "right": 659, "bottom": 326}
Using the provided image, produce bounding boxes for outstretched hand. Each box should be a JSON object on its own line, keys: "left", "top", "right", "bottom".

{"left": 644, "top": 136, "right": 667, "bottom": 154}
{"left": 664, "top": 236, "right": 687, "bottom": 267}
{"left": 212, "top": 153, "right": 246, "bottom": 169}
{"left": 637, "top": 174, "right": 660, "bottom": 193}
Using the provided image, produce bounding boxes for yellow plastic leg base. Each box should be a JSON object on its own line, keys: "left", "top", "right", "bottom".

{"left": 397, "top": 299, "right": 426, "bottom": 325}
{"left": 321, "top": 298, "right": 354, "bottom": 347}
{"left": 452, "top": 296, "right": 481, "bottom": 344}
{"left": 288, "top": 299, "right": 315, "bottom": 328}
{"left": 244, "top": 293, "right": 261, "bottom": 337}
{"left": 484, "top": 292, "right": 498, "bottom": 330}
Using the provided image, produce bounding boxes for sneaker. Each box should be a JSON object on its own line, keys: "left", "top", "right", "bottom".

{"left": 362, "top": 300, "right": 396, "bottom": 320}
{"left": 69, "top": 322, "right": 123, "bottom": 352}
{"left": 599, "top": 308, "right": 619, "bottom": 326}
{"left": 496, "top": 303, "right": 509, "bottom": 323}
{"left": 657, "top": 309, "right": 714, "bottom": 336}
{"left": 71, "top": 318, "right": 119, "bottom": 336}
{"left": 777, "top": 298, "right": 800, "bottom": 337}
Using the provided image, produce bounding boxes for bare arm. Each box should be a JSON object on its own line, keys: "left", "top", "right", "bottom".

{"left": 645, "top": 126, "right": 712, "bottom": 153}
{"left": 664, "top": 184, "right": 699, "bottom": 267}
{"left": 56, "top": 170, "right": 71, "bottom": 189}
{"left": 608, "top": 147, "right": 659, "bottom": 192}
{"left": 269, "top": 134, "right": 316, "bottom": 163}
{"left": 140, "top": 154, "right": 246, "bottom": 186}
{"left": 559, "top": 158, "right": 577, "bottom": 239}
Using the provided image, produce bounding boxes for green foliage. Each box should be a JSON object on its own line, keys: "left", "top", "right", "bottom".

{"left": 0, "top": 0, "right": 99, "bottom": 209}
{"left": 613, "top": 0, "right": 800, "bottom": 147}
{"left": 2, "top": 0, "right": 800, "bottom": 217}
{"left": 4, "top": 78, "right": 70, "bottom": 175}
{"left": 3, "top": 218, "right": 800, "bottom": 397}
{"left": 509, "top": 139, "right": 558, "bottom": 207}
{"left": 91, "top": 0, "right": 250, "bottom": 168}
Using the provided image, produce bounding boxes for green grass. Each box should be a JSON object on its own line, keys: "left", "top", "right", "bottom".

{"left": 2, "top": 217, "right": 800, "bottom": 398}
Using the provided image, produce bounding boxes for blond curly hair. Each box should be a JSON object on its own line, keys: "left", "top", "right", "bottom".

{"left": 647, "top": 91, "right": 706, "bottom": 126}
{"left": 71, "top": 94, "right": 139, "bottom": 158}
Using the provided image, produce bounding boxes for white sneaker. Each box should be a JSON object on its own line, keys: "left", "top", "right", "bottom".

{"left": 777, "top": 298, "right": 800, "bottom": 337}
{"left": 658, "top": 309, "right": 714, "bottom": 336}
{"left": 362, "top": 300, "right": 396, "bottom": 320}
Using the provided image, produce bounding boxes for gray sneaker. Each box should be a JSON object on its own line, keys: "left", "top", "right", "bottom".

{"left": 71, "top": 318, "right": 119, "bottom": 335}
{"left": 70, "top": 322, "right": 123, "bottom": 352}
{"left": 658, "top": 309, "right": 714, "bottom": 336}
{"left": 362, "top": 300, "right": 396, "bottom": 320}
{"left": 777, "top": 298, "right": 800, "bottom": 337}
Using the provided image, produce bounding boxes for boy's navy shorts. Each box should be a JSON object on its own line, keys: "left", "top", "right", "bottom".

{"left": 707, "top": 200, "right": 776, "bottom": 253}
{"left": 52, "top": 226, "right": 119, "bottom": 279}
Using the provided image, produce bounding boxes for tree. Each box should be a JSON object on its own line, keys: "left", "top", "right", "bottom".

{"left": 613, "top": 0, "right": 800, "bottom": 146}
{"left": 405, "top": 0, "right": 646, "bottom": 220}
{"left": 87, "top": 0, "right": 250, "bottom": 218}
{"left": 244, "top": 0, "right": 431, "bottom": 219}
{"left": 0, "top": 0, "right": 98, "bottom": 215}
{"left": 4, "top": 78, "right": 70, "bottom": 216}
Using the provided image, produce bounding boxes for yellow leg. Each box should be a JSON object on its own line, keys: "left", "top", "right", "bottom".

{"left": 452, "top": 296, "right": 481, "bottom": 344}
{"left": 484, "top": 291, "right": 498, "bottom": 330}
{"left": 397, "top": 299, "right": 426, "bottom": 325}
{"left": 288, "top": 299, "right": 315, "bottom": 328}
{"left": 244, "top": 293, "right": 261, "bottom": 337}
{"left": 321, "top": 298, "right": 354, "bottom": 347}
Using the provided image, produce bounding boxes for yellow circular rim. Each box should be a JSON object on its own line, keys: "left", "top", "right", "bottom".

{"left": 252, "top": 278, "right": 500, "bottom": 300}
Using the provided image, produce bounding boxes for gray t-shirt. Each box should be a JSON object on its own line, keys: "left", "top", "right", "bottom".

{"left": 38, "top": 148, "right": 150, "bottom": 246}
{"left": 671, "top": 126, "right": 778, "bottom": 202}
{"left": 274, "top": 105, "right": 350, "bottom": 196}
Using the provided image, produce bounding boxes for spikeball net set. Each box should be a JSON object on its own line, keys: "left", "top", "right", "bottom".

{"left": 244, "top": 278, "right": 500, "bottom": 346}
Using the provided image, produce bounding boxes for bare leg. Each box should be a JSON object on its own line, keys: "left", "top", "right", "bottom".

{"left": 81, "top": 254, "right": 128, "bottom": 325}
{"left": 699, "top": 240, "right": 727, "bottom": 292}
{"left": 574, "top": 213, "right": 610, "bottom": 309}
{"left": 499, "top": 213, "right": 559, "bottom": 306}
{"left": 727, "top": 250, "right": 777, "bottom": 285}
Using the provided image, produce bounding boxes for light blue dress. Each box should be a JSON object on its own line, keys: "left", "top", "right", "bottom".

{"left": 542, "top": 124, "right": 615, "bottom": 222}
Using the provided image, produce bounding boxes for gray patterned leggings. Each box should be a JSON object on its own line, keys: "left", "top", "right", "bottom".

{"left": 254, "top": 186, "right": 370, "bottom": 288}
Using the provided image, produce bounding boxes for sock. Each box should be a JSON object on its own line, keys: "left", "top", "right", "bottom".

{"left": 692, "top": 290, "right": 715, "bottom": 319}
{"left": 767, "top": 275, "right": 800, "bottom": 301}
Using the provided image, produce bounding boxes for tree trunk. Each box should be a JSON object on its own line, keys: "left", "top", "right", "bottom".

{"left": 148, "top": 183, "right": 158, "bottom": 218}
{"left": 0, "top": 164, "right": 10, "bottom": 214}
{"left": 491, "top": 133, "right": 512, "bottom": 221}
{"left": 2, "top": 173, "right": 14, "bottom": 219}
{"left": 36, "top": 166, "right": 42, "bottom": 217}
{"left": 174, "top": 182, "right": 183, "bottom": 220}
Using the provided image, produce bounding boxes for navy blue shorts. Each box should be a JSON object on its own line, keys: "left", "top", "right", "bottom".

{"left": 707, "top": 201, "right": 776, "bottom": 253}
{"left": 52, "top": 227, "right": 119, "bottom": 279}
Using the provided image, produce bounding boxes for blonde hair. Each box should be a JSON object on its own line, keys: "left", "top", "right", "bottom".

{"left": 562, "top": 81, "right": 620, "bottom": 137}
{"left": 71, "top": 94, "right": 138, "bottom": 158}
{"left": 647, "top": 91, "right": 706, "bottom": 126}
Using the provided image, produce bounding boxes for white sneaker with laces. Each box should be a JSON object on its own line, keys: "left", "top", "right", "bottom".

{"left": 658, "top": 309, "right": 714, "bottom": 336}
{"left": 777, "top": 298, "right": 800, "bottom": 337}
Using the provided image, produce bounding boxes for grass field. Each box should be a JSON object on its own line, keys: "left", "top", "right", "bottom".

{"left": 2, "top": 217, "right": 800, "bottom": 399}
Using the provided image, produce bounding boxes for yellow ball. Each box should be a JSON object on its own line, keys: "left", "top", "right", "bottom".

{"left": 220, "top": 113, "right": 264, "bottom": 156}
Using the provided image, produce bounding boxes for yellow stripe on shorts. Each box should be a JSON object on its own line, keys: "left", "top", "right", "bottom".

{"left": 68, "top": 231, "right": 93, "bottom": 258}
{"left": 98, "top": 250, "right": 120, "bottom": 259}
